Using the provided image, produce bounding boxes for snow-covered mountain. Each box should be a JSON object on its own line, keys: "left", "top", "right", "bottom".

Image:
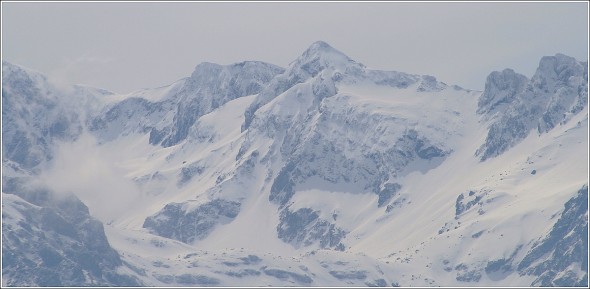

{"left": 2, "top": 41, "right": 588, "bottom": 287}
{"left": 476, "top": 54, "right": 588, "bottom": 161}
{"left": 89, "top": 60, "right": 283, "bottom": 146}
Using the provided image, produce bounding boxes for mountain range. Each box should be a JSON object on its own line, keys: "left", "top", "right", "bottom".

{"left": 2, "top": 41, "right": 588, "bottom": 287}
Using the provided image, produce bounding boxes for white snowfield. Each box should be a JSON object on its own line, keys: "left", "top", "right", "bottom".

{"left": 1, "top": 42, "right": 588, "bottom": 287}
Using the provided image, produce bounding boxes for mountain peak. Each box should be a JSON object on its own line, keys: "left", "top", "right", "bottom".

{"left": 477, "top": 68, "right": 528, "bottom": 115}
{"left": 191, "top": 61, "right": 223, "bottom": 76}
{"left": 291, "top": 41, "right": 362, "bottom": 77}
{"left": 299, "top": 41, "right": 349, "bottom": 61}
{"left": 189, "top": 61, "right": 283, "bottom": 85}
{"left": 191, "top": 61, "right": 283, "bottom": 76}
{"left": 534, "top": 53, "right": 585, "bottom": 84}
{"left": 2, "top": 61, "right": 46, "bottom": 81}
{"left": 305, "top": 40, "right": 336, "bottom": 53}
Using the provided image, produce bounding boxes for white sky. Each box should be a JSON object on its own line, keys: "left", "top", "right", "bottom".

{"left": 2, "top": 1, "right": 588, "bottom": 94}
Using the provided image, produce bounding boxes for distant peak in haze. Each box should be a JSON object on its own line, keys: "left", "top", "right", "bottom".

{"left": 192, "top": 60, "right": 283, "bottom": 74}
{"left": 189, "top": 60, "right": 284, "bottom": 83}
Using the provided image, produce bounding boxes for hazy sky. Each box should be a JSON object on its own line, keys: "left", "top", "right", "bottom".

{"left": 2, "top": 2, "right": 588, "bottom": 94}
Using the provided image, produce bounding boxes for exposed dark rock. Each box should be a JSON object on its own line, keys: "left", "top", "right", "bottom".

{"left": 517, "top": 185, "right": 588, "bottom": 287}
{"left": 143, "top": 199, "right": 241, "bottom": 244}
{"left": 329, "top": 270, "right": 367, "bottom": 280}
{"left": 2, "top": 184, "right": 140, "bottom": 286}
{"left": 377, "top": 183, "right": 401, "bottom": 208}
{"left": 263, "top": 268, "right": 313, "bottom": 284}
{"left": 277, "top": 207, "right": 346, "bottom": 250}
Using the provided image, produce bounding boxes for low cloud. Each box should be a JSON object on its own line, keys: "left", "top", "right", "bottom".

{"left": 47, "top": 52, "right": 114, "bottom": 94}
{"left": 39, "top": 132, "right": 142, "bottom": 224}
